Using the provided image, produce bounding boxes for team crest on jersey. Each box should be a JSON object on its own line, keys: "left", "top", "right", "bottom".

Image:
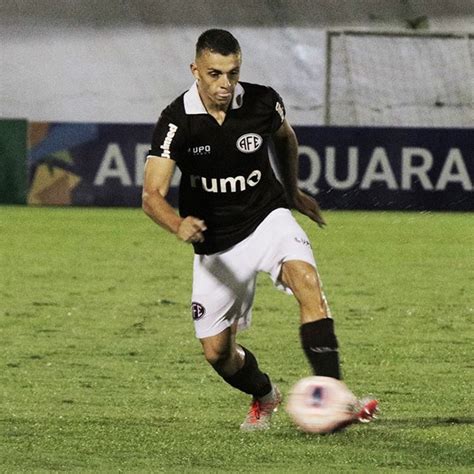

{"left": 236, "top": 133, "right": 263, "bottom": 153}
{"left": 191, "top": 302, "right": 206, "bottom": 321}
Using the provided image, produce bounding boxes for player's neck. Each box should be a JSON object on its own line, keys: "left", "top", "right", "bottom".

{"left": 207, "top": 108, "right": 227, "bottom": 125}
{"left": 205, "top": 101, "right": 230, "bottom": 125}
{"left": 198, "top": 90, "right": 231, "bottom": 125}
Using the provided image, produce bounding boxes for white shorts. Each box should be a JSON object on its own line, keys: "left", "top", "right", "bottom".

{"left": 191, "top": 208, "right": 318, "bottom": 339}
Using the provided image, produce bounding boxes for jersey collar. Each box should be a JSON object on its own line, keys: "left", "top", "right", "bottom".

{"left": 184, "top": 81, "right": 245, "bottom": 115}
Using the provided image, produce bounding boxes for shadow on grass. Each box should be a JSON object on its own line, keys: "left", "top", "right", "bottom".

{"left": 272, "top": 416, "right": 474, "bottom": 440}
{"left": 379, "top": 416, "right": 474, "bottom": 428}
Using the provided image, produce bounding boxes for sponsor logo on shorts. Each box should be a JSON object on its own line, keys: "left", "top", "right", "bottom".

{"left": 191, "top": 302, "right": 206, "bottom": 321}
{"left": 294, "top": 236, "right": 311, "bottom": 247}
{"left": 236, "top": 133, "right": 262, "bottom": 153}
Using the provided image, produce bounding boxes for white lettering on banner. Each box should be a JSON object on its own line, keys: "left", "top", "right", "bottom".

{"left": 402, "top": 148, "right": 434, "bottom": 190}
{"left": 360, "top": 147, "right": 398, "bottom": 190}
{"left": 325, "top": 146, "right": 358, "bottom": 190}
{"left": 160, "top": 123, "right": 178, "bottom": 159}
{"left": 298, "top": 146, "right": 321, "bottom": 194}
{"left": 190, "top": 170, "right": 262, "bottom": 193}
{"left": 94, "top": 143, "right": 132, "bottom": 186}
{"left": 135, "top": 144, "right": 149, "bottom": 186}
{"left": 296, "top": 145, "right": 471, "bottom": 192}
{"left": 93, "top": 143, "right": 470, "bottom": 194}
{"left": 436, "top": 148, "right": 472, "bottom": 191}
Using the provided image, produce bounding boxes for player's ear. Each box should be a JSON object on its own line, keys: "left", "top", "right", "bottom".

{"left": 190, "top": 62, "right": 200, "bottom": 81}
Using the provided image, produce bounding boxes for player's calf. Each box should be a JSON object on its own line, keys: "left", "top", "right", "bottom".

{"left": 300, "top": 318, "right": 341, "bottom": 379}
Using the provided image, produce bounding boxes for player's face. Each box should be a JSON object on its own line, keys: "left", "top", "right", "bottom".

{"left": 191, "top": 50, "right": 241, "bottom": 110}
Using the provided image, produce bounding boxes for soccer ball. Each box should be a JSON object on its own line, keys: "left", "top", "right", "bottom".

{"left": 286, "top": 376, "right": 358, "bottom": 434}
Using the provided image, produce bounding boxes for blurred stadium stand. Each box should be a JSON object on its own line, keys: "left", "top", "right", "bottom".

{"left": 1, "top": 0, "right": 473, "bottom": 125}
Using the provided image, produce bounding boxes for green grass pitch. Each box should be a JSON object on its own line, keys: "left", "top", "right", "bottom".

{"left": 1, "top": 206, "right": 472, "bottom": 472}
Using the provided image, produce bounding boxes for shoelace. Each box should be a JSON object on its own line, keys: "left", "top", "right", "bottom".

{"left": 248, "top": 399, "right": 262, "bottom": 421}
{"left": 356, "top": 399, "right": 378, "bottom": 422}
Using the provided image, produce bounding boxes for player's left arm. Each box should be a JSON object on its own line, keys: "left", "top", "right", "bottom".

{"left": 272, "top": 119, "right": 326, "bottom": 228}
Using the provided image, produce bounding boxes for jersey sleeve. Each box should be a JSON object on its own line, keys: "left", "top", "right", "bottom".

{"left": 148, "top": 108, "right": 186, "bottom": 163}
{"left": 268, "top": 87, "right": 286, "bottom": 133}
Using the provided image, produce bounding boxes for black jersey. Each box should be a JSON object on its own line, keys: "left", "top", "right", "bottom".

{"left": 149, "top": 81, "right": 289, "bottom": 255}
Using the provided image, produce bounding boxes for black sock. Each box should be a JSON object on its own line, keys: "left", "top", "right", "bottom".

{"left": 300, "top": 318, "right": 341, "bottom": 379}
{"left": 222, "top": 346, "right": 272, "bottom": 398}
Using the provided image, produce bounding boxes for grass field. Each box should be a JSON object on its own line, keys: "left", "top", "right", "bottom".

{"left": 1, "top": 206, "right": 473, "bottom": 472}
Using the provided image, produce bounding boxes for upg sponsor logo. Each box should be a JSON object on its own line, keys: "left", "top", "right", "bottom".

{"left": 189, "top": 145, "right": 211, "bottom": 156}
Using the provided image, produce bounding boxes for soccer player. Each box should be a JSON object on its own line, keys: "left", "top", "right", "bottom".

{"left": 143, "top": 29, "right": 377, "bottom": 430}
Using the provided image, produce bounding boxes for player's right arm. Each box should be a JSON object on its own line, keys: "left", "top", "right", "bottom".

{"left": 142, "top": 156, "right": 207, "bottom": 243}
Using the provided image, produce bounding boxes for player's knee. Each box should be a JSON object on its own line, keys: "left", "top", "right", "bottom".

{"left": 203, "top": 344, "right": 233, "bottom": 367}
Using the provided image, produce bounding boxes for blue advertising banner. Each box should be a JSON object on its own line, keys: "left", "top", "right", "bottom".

{"left": 296, "top": 127, "right": 472, "bottom": 211}
{"left": 28, "top": 122, "right": 156, "bottom": 206}
{"left": 28, "top": 123, "right": 472, "bottom": 210}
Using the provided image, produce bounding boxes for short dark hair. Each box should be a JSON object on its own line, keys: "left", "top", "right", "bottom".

{"left": 196, "top": 29, "right": 241, "bottom": 57}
